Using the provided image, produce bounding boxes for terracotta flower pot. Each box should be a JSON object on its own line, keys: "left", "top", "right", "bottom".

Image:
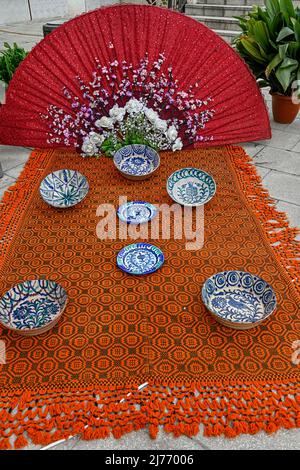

{"left": 270, "top": 91, "right": 300, "bottom": 124}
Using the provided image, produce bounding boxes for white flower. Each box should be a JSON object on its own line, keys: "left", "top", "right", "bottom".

{"left": 95, "top": 116, "right": 114, "bottom": 129}
{"left": 166, "top": 125, "right": 178, "bottom": 142}
{"left": 125, "top": 98, "right": 144, "bottom": 115}
{"left": 82, "top": 140, "right": 98, "bottom": 156}
{"left": 109, "top": 104, "right": 126, "bottom": 122}
{"left": 154, "top": 118, "right": 168, "bottom": 132}
{"left": 172, "top": 138, "right": 183, "bottom": 152}
{"left": 145, "top": 108, "right": 159, "bottom": 123}
{"left": 89, "top": 132, "right": 104, "bottom": 145}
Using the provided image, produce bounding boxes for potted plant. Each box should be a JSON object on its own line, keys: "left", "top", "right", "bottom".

{"left": 233, "top": 0, "right": 300, "bottom": 124}
{"left": 0, "top": 43, "right": 28, "bottom": 103}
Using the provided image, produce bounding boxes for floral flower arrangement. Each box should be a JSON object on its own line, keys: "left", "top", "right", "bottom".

{"left": 42, "top": 50, "right": 215, "bottom": 157}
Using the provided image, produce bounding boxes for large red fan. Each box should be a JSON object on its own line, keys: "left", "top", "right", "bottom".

{"left": 0, "top": 4, "right": 271, "bottom": 150}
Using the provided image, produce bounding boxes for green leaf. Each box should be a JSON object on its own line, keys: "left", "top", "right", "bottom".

{"left": 256, "top": 6, "right": 269, "bottom": 22}
{"left": 265, "top": 53, "right": 283, "bottom": 77}
{"left": 279, "top": 0, "right": 295, "bottom": 23}
{"left": 252, "top": 21, "right": 270, "bottom": 53}
{"left": 278, "top": 43, "right": 289, "bottom": 58}
{"left": 287, "top": 41, "right": 300, "bottom": 59}
{"left": 275, "top": 57, "right": 298, "bottom": 92}
{"left": 240, "top": 38, "right": 266, "bottom": 63}
{"left": 276, "top": 26, "right": 294, "bottom": 41}
{"left": 0, "top": 42, "right": 27, "bottom": 84}
{"left": 268, "top": 12, "right": 284, "bottom": 40}
{"left": 266, "top": 0, "right": 280, "bottom": 19}
{"left": 291, "top": 18, "right": 300, "bottom": 41}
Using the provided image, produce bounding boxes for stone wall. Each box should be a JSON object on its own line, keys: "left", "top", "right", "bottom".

{"left": 0, "top": 0, "right": 120, "bottom": 25}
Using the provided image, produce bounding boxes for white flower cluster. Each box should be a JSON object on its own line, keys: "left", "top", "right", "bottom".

{"left": 81, "top": 99, "right": 183, "bottom": 157}
{"left": 81, "top": 131, "right": 105, "bottom": 156}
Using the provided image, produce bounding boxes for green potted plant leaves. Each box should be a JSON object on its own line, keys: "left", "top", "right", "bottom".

{"left": 0, "top": 42, "right": 28, "bottom": 91}
{"left": 233, "top": 0, "right": 300, "bottom": 124}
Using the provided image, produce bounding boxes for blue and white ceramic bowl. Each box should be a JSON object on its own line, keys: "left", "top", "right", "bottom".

{"left": 0, "top": 280, "right": 67, "bottom": 335}
{"left": 113, "top": 145, "right": 160, "bottom": 180}
{"left": 117, "top": 201, "right": 157, "bottom": 224}
{"left": 167, "top": 167, "right": 216, "bottom": 206}
{"left": 117, "top": 243, "right": 164, "bottom": 275}
{"left": 202, "top": 271, "right": 276, "bottom": 330}
{"left": 40, "top": 169, "right": 89, "bottom": 208}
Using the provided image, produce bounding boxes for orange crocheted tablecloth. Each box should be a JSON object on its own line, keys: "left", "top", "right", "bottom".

{"left": 0, "top": 146, "right": 299, "bottom": 449}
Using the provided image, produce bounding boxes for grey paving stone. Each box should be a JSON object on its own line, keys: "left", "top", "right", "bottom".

{"left": 194, "top": 428, "right": 300, "bottom": 450}
{"left": 276, "top": 201, "right": 300, "bottom": 229}
{"left": 269, "top": 119, "right": 294, "bottom": 132}
{"left": 29, "top": 431, "right": 205, "bottom": 451}
{"left": 0, "top": 145, "right": 31, "bottom": 171}
{"left": 5, "top": 163, "right": 25, "bottom": 178}
{"left": 0, "top": 174, "right": 15, "bottom": 199}
{"left": 292, "top": 141, "right": 300, "bottom": 153}
{"left": 286, "top": 118, "right": 300, "bottom": 135}
{"left": 0, "top": 26, "right": 44, "bottom": 37}
{"left": 69, "top": 430, "right": 204, "bottom": 451}
{"left": 240, "top": 142, "right": 264, "bottom": 158}
{"left": 41, "top": 425, "right": 300, "bottom": 451}
{"left": 256, "top": 129, "right": 300, "bottom": 151}
{"left": 0, "top": 38, "right": 39, "bottom": 50}
{"left": 253, "top": 165, "right": 271, "bottom": 180}
{"left": 0, "top": 83, "right": 6, "bottom": 104}
{"left": 254, "top": 147, "right": 300, "bottom": 176}
{"left": 262, "top": 171, "right": 300, "bottom": 206}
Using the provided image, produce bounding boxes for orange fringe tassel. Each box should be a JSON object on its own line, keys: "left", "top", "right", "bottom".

{"left": 0, "top": 378, "right": 299, "bottom": 449}
{"left": 228, "top": 145, "right": 300, "bottom": 294}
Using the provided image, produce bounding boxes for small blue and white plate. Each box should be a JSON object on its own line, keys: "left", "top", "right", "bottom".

{"left": 0, "top": 279, "right": 67, "bottom": 335}
{"left": 117, "top": 243, "right": 164, "bottom": 275}
{"left": 113, "top": 144, "right": 160, "bottom": 180}
{"left": 40, "top": 169, "right": 89, "bottom": 208}
{"left": 167, "top": 167, "right": 216, "bottom": 206}
{"left": 117, "top": 201, "right": 157, "bottom": 224}
{"left": 202, "top": 271, "right": 276, "bottom": 329}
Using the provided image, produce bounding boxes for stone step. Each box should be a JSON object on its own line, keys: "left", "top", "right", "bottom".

{"left": 192, "top": 15, "right": 240, "bottom": 31}
{"left": 212, "top": 28, "right": 239, "bottom": 43}
{"left": 186, "top": 4, "right": 252, "bottom": 17}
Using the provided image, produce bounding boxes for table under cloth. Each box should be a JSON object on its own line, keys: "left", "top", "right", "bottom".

{"left": 0, "top": 146, "right": 299, "bottom": 449}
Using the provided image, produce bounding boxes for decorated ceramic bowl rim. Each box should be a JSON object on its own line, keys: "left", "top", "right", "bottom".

{"left": 117, "top": 243, "right": 164, "bottom": 275}
{"left": 0, "top": 279, "right": 68, "bottom": 333}
{"left": 113, "top": 144, "right": 160, "bottom": 176}
{"left": 117, "top": 201, "right": 158, "bottom": 224}
{"left": 166, "top": 167, "right": 216, "bottom": 207}
{"left": 39, "top": 169, "right": 89, "bottom": 208}
{"left": 201, "top": 270, "right": 277, "bottom": 325}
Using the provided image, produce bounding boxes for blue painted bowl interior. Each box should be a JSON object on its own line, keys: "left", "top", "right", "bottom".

{"left": 117, "top": 243, "right": 164, "bottom": 275}
{"left": 40, "top": 169, "right": 89, "bottom": 208}
{"left": 117, "top": 201, "right": 157, "bottom": 224}
{"left": 167, "top": 167, "right": 216, "bottom": 206}
{"left": 0, "top": 280, "right": 67, "bottom": 331}
{"left": 113, "top": 145, "right": 160, "bottom": 175}
{"left": 202, "top": 271, "right": 276, "bottom": 324}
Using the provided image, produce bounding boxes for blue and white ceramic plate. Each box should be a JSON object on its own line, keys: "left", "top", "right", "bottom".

{"left": 202, "top": 271, "right": 276, "bottom": 330}
{"left": 167, "top": 167, "right": 216, "bottom": 206}
{"left": 113, "top": 145, "right": 160, "bottom": 180}
{"left": 40, "top": 169, "right": 89, "bottom": 208}
{"left": 117, "top": 243, "right": 164, "bottom": 275}
{"left": 0, "top": 280, "right": 67, "bottom": 335}
{"left": 117, "top": 201, "right": 157, "bottom": 224}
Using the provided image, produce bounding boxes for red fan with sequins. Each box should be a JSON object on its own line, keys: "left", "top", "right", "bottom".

{"left": 0, "top": 4, "right": 271, "bottom": 151}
